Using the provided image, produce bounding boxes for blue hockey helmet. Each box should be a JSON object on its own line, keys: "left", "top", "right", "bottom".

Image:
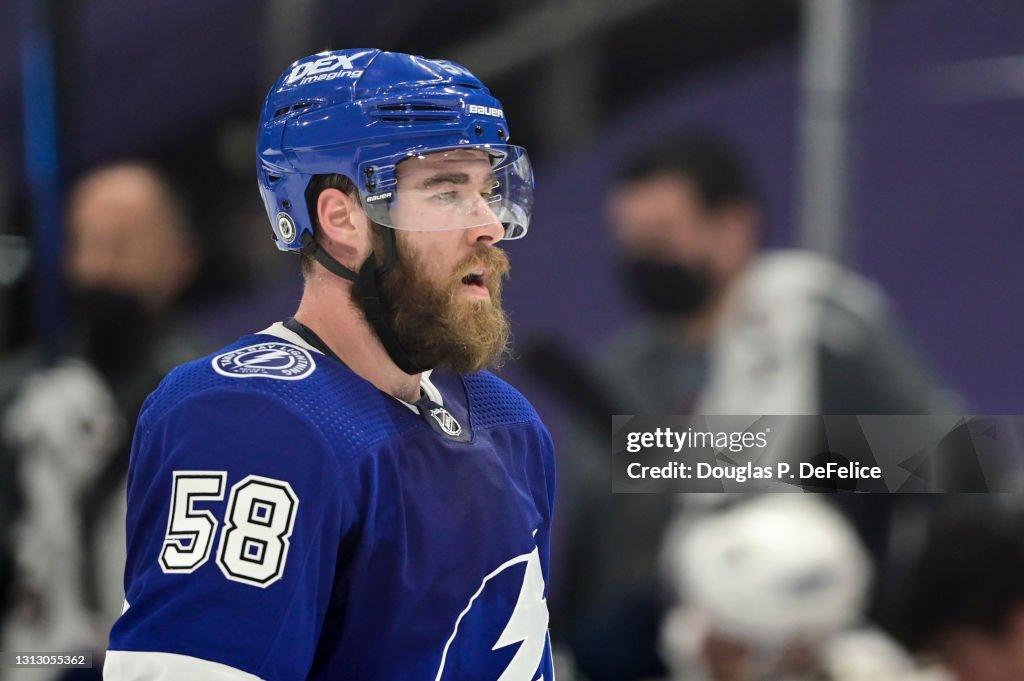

{"left": 257, "top": 49, "right": 534, "bottom": 252}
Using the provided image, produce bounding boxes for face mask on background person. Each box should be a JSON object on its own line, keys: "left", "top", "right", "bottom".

{"left": 619, "top": 257, "right": 714, "bottom": 319}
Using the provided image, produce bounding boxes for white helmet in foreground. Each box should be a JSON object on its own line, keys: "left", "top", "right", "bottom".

{"left": 660, "top": 496, "right": 951, "bottom": 681}
{"left": 666, "top": 495, "right": 872, "bottom": 649}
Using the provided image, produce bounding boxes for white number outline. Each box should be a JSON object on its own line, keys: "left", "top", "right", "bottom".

{"left": 215, "top": 475, "right": 300, "bottom": 588}
{"left": 159, "top": 471, "right": 227, "bottom": 573}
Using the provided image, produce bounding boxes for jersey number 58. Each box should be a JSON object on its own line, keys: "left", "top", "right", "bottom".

{"left": 158, "top": 471, "right": 299, "bottom": 588}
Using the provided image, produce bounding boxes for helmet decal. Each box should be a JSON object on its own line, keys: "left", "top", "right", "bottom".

{"left": 274, "top": 213, "right": 297, "bottom": 244}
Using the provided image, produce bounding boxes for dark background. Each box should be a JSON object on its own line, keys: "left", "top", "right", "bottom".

{"left": 2, "top": 0, "right": 1021, "bottom": 411}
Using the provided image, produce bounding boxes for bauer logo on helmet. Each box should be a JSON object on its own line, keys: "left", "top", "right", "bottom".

{"left": 468, "top": 104, "right": 504, "bottom": 119}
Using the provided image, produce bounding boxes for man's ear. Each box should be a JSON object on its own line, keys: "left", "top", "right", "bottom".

{"left": 315, "top": 188, "right": 371, "bottom": 269}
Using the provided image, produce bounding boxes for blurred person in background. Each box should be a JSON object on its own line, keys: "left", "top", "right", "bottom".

{"left": 548, "top": 130, "right": 958, "bottom": 681}
{"left": 0, "top": 237, "right": 29, "bottom": 674}
{"left": 656, "top": 494, "right": 944, "bottom": 681}
{"left": 900, "top": 502, "right": 1024, "bottom": 681}
{"left": 0, "top": 161, "right": 203, "bottom": 679}
{"left": 603, "top": 129, "right": 954, "bottom": 417}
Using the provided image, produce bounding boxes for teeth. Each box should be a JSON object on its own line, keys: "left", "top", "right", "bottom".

{"left": 461, "top": 270, "right": 485, "bottom": 286}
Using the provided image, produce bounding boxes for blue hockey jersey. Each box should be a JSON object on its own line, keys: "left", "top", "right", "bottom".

{"left": 105, "top": 322, "right": 557, "bottom": 681}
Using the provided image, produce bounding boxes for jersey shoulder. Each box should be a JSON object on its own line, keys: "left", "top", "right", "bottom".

{"left": 139, "top": 325, "right": 410, "bottom": 456}
{"left": 462, "top": 370, "right": 545, "bottom": 430}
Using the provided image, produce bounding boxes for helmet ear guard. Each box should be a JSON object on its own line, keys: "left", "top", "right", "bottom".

{"left": 258, "top": 164, "right": 312, "bottom": 250}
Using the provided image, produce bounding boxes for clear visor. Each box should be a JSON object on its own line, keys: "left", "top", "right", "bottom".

{"left": 358, "top": 145, "right": 534, "bottom": 240}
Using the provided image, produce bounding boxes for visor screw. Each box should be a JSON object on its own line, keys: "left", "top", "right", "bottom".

{"left": 364, "top": 167, "right": 375, "bottom": 177}
{"left": 497, "top": 128, "right": 506, "bottom": 140}
{"left": 367, "top": 180, "right": 377, "bottom": 191}
{"left": 474, "top": 125, "right": 483, "bottom": 136}
{"left": 282, "top": 200, "right": 292, "bottom": 210}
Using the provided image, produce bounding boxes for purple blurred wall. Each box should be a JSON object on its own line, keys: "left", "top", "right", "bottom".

{"left": 503, "top": 0, "right": 1024, "bottom": 413}
{"left": 6, "top": 0, "right": 1020, "bottom": 411}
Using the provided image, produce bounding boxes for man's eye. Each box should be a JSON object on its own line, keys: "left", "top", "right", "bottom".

{"left": 433, "top": 191, "right": 458, "bottom": 203}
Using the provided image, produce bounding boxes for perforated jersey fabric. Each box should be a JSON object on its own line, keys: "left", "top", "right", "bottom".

{"left": 108, "top": 327, "right": 557, "bottom": 681}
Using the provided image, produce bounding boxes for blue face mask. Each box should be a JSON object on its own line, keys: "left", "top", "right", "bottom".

{"left": 620, "top": 258, "right": 714, "bottom": 319}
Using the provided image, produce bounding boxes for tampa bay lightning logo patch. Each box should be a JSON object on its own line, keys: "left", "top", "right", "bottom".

{"left": 212, "top": 342, "right": 315, "bottom": 380}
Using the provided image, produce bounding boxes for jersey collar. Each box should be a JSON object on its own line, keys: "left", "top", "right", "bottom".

{"left": 257, "top": 320, "right": 443, "bottom": 413}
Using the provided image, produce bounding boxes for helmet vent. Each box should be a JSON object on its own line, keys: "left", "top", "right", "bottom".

{"left": 373, "top": 102, "right": 458, "bottom": 123}
{"left": 273, "top": 101, "right": 315, "bottom": 118}
{"left": 378, "top": 103, "right": 453, "bottom": 112}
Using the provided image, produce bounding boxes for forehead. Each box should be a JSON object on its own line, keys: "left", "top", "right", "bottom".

{"left": 395, "top": 149, "right": 494, "bottom": 181}
{"left": 70, "top": 170, "right": 174, "bottom": 234}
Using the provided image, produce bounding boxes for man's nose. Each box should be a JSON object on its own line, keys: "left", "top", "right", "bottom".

{"left": 464, "top": 196, "right": 505, "bottom": 244}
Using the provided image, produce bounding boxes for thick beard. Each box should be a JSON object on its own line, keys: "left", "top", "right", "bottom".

{"left": 355, "top": 235, "right": 512, "bottom": 374}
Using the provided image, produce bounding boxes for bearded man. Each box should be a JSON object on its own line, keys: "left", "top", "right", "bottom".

{"left": 104, "top": 49, "right": 555, "bottom": 681}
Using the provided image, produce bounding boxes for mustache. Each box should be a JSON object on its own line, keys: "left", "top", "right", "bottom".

{"left": 451, "top": 245, "right": 511, "bottom": 286}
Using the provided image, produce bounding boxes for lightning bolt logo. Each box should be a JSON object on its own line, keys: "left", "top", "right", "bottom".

{"left": 435, "top": 543, "right": 551, "bottom": 681}
{"left": 491, "top": 548, "right": 549, "bottom": 681}
{"left": 241, "top": 349, "right": 291, "bottom": 365}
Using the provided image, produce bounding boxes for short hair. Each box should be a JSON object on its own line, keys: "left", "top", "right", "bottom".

{"left": 617, "top": 130, "right": 755, "bottom": 210}
{"left": 300, "top": 173, "right": 358, "bottom": 278}
{"left": 899, "top": 504, "right": 1024, "bottom": 651}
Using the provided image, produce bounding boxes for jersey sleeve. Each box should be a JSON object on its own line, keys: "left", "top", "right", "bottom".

{"left": 106, "top": 387, "right": 357, "bottom": 681}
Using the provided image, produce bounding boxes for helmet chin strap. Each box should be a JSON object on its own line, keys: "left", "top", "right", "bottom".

{"left": 300, "top": 231, "right": 428, "bottom": 375}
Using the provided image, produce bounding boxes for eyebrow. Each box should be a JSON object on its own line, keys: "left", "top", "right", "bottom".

{"left": 418, "top": 172, "right": 498, "bottom": 190}
{"left": 420, "top": 172, "right": 469, "bottom": 188}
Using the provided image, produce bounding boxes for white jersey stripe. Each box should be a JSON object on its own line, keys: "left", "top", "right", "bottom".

{"left": 104, "top": 650, "right": 265, "bottom": 681}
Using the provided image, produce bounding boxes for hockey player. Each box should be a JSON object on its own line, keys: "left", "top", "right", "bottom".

{"left": 104, "top": 49, "right": 555, "bottom": 681}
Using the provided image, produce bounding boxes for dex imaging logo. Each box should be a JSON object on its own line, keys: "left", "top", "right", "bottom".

{"left": 285, "top": 51, "right": 373, "bottom": 85}
{"left": 212, "top": 343, "right": 315, "bottom": 380}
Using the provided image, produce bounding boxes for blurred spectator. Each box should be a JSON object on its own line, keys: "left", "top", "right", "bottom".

{"left": 0, "top": 162, "right": 205, "bottom": 679}
{"left": 602, "top": 130, "right": 955, "bottom": 416}
{"left": 0, "top": 382, "right": 23, "bottom": 653}
{"left": 542, "top": 130, "right": 959, "bottom": 681}
{"left": 900, "top": 502, "right": 1024, "bottom": 681}
{"left": 657, "top": 495, "right": 943, "bottom": 681}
